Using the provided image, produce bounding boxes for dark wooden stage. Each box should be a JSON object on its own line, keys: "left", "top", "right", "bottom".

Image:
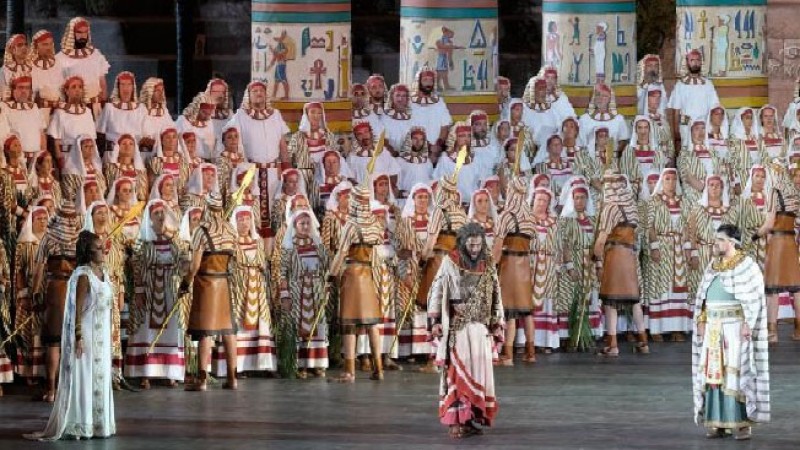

{"left": 2, "top": 326, "right": 799, "bottom": 449}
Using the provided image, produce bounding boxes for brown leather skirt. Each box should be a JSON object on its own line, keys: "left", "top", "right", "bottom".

{"left": 499, "top": 234, "right": 533, "bottom": 315}
{"left": 188, "top": 252, "right": 235, "bottom": 339}
{"left": 765, "top": 213, "right": 800, "bottom": 293}
{"left": 340, "top": 264, "right": 381, "bottom": 326}
{"left": 599, "top": 225, "right": 640, "bottom": 306}
{"left": 43, "top": 257, "right": 76, "bottom": 346}
{"left": 417, "top": 232, "right": 457, "bottom": 308}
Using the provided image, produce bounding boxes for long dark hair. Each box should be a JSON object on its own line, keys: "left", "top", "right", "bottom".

{"left": 76, "top": 230, "right": 100, "bottom": 266}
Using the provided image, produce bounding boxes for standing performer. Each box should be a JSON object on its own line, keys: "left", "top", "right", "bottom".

{"left": 103, "top": 134, "right": 148, "bottom": 201}
{"left": 216, "top": 206, "right": 276, "bottom": 377}
{"left": 396, "top": 127, "right": 434, "bottom": 197}
{"left": 706, "top": 105, "right": 731, "bottom": 165}
{"left": 497, "top": 76, "right": 511, "bottom": 120}
{"left": 558, "top": 182, "right": 602, "bottom": 346}
{"left": 730, "top": 107, "right": 764, "bottom": 187}
{"left": 594, "top": 172, "right": 648, "bottom": 356}
{"left": 24, "top": 231, "right": 116, "bottom": 441}
{"left": 348, "top": 121, "right": 401, "bottom": 187}
{"left": 214, "top": 124, "right": 248, "bottom": 200}
{"left": 277, "top": 209, "right": 330, "bottom": 378}
{"left": 578, "top": 83, "right": 629, "bottom": 154}
{"left": 329, "top": 184, "right": 385, "bottom": 382}
{"left": 288, "top": 102, "right": 336, "bottom": 187}
{"left": 26, "top": 151, "right": 62, "bottom": 207}
{"left": 176, "top": 92, "right": 217, "bottom": 162}
{"left": 370, "top": 202, "right": 402, "bottom": 370}
{"left": 686, "top": 175, "right": 738, "bottom": 306}
{"left": 759, "top": 105, "right": 786, "bottom": 160}
{"left": 228, "top": 80, "right": 291, "bottom": 239}
{"left": 61, "top": 135, "right": 106, "bottom": 200}
{"left": 668, "top": 49, "right": 720, "bottom": 148}
{"left": 738, "top": 165, "right": 771, "bottom": 273}
{"left": 636, "top": 55, "right": 667, "bottom": 116}
{"left": 125, "top": 199, "right": 187, "bottom": 388}
{"left": 522, "top": 77, "right": 559, "bottom": 144}
{"left": 33, "top": 201, "right": 80, "bottom": 402}
{"left": 29, "top": 30, "right": 64, "bottom": 123}
{"left": 182, "top": 193, "right": 239, "bottom": 391}
{"left": 620, "top": 116, "right": 668, "bottom": 197}
{"left": 409, "top": 65, "right": 452, "bottom": 154}
{"left": 96, "top": 72, "right": 145, "bottom": 157}
{"left": 1, "top": 34, "right": 31, "bottom": 97}
{"left": 351, "top": 83, "right": 383, "bottom": 141}
{"left": 366, "top": 74, "right": 387, "bottom": 116}
{"left": 646, "top": 168, "right": 692, "bottom": 341}
{"left": 270, "top": 168, "right": 307, "bottom": 232}
{"left": 13, "top": 206, "right": 49, "bottom": 386}
{"left": 204, "top": 78, "right": 233, "bottom": 138}
{"left": 529, "top": 187, "right": 565, "bottom": 352}
{"left": 533, "top": 133, "right": 574, "bottom": 201}
{"left": 147, "top": 128, "right": 189, "bottom": 194}
{"left": 47, "top": 76, "right": 96, "bottom": 169}
{"left": 507, "top": 100, "right": 536, "bottom": 162}
{"left": 138, "top": 78, "right": 175, "bottom": 159}
{"left": 760, "top": 164, "right": 800, "bottom": 344}
{"left": 82, "top": 201, "right": 128, "bottom": 386}
{"left": 180, "top": 163, "right": 219, "bottom": 211}
{"left": 679, "top": 119, "right": 726, "bottom": 203}
{"left": 467, "top": 189, "right": 498, "bottom": 251}
{"left": 428, "top": 223, "right": 503, "bottom": 439}
{"left": 493, "top": 178, "right": 537, "bottom": 364}
{"left": 692, "top": 224, "right": 769, "bottom": 441}
{"left": 3, "top": 75, "right": 46, "bottom": 165}
{"left": 395, "top": 183, "right": 434, "bottom": 362}
{"left": 540, "top": 67, "right": 576, "bottom": 123}
{"left": 381, "top": 84, "right": 416, "bottom": 154}
{"left": 55, "top": 17, "right": 110, "bottom": 116}
{"left": 433, "top": 122, "right": 481, "bottom": 204}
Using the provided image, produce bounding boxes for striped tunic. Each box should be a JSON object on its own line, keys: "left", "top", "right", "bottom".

{"left": 619, "top": 144, "right": 667, "bottom": 199}
{"left": 14, "top": 240, "right": 44, "bottom": 377}
{"left": 686, "top": 203, "right": 740, "bottom": 303}
{"left": 395, "top": 214, "right": 432, "bottom": 356}
{"left": 678, "top": 145, "right": 726, "bottom": 203}
{"left": 280, "top": 238, "right": 330, "bottom": 369}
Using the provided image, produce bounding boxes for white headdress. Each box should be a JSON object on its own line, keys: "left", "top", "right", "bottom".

{"left": 81, "top": 200, "right": 109, "bottom": 233}
{"left": 106, "top": 177, "right": 137, "bottom": 208}
{"left": 106, "top": 135, "right": 146, "bottom": 171}
{"left": 281, "top": 209, "right": 322, "bottom": 249}
{"left": 18, "top": 206, "right": 49, "bottom": 244}
{"left": 699, "top": 174, "right": 730, "bottom": 207}
{"left": 185, "top": 163, "right": 220, "bottom": 196}
{"left": 741, "top": 164, "right": 772, "bottom": 200}
{"left": 62, "top": 134, "right": 102, "bottom": 176}
{"left": 325, "top": 180, "right": 353, "bottom": 212}
{"left": 298, "top": 101, "right": 328, "bottom": 133}
{"left": 730, "top": 107, "right": 761, "bottom": 140}
{"left": 467, "top": 188, "right": 498, "bottom": 224}
{"left": 139, "top": 199, "right": 179, "bottom": 242}
{"left": 230, "top": 205, "right": 259, "bottom": 240}
{"left": 179, "top": 206, "right": 203, "bottom": 242}
{"left": 560, "top": 183, "right": 595, "bottom": 218}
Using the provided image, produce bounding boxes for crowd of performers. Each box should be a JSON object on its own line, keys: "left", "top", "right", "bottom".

{"left": 0, "top": 17, "right": 789, "bottom": 439}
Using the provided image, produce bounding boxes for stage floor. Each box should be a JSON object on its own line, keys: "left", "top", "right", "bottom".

{"left": 2, "top": 327, "right": 799, "bottom": 450}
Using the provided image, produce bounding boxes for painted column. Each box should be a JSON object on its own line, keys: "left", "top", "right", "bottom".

{"left": 541, "top": 0, "right": 637, "bottom": 115}
{"left": 251, "top": 0, "right": 352, "bottom": 132}
{"left": 399, "top": 0, "right": 499, "bottom": 121}
{"left": 676, "top": 0, "right": 768, "bottom": 108}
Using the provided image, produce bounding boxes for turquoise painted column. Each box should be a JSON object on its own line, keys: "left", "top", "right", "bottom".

{"left": 541, "top": 0, "right": 637, "bottom": 114}
{"left": 675, "top": 0, "right": 768, "bottom": 108}
{"left": 251, "top": 0, "right": 352, "bottom": 131}
{"left": 399, "top": 0, "right": 499, "bottom": 121}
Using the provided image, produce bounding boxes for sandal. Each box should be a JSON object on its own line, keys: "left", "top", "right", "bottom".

{"left": 465, "top": 421, "right": 484, "bottom": 436}
{"left": 734, "top": 426, "right": 751, "bottom": 440}
{"left": 331, "top": 372, "right": 355, "bottom": 384}
{"left": 43, "top": 391, "right": 55, "bottom": 403}
{"left": 634, "top": 343, "right": 650, "bottom": 354}
{"left": 222, "top": 379, "right": 238, "bottom": 390}
{"left": 140, "top": 379, "right": 150, "bottom": 390}
{"left": 312, "top": 369, "right": 326, "bottom": 378}
{"left": 705, "top": 427, "right": 724, "bottom": 439}
{"left": 449, "top": 426, "right": 465, "bottom": 439}
{"left": 598, "top": 346, "right": 619, "bottom": 357}
{"left": 383, "top": 357, "right": 402, "bottom": 371}
{"left": 296, "top": 369, "right": 308, "bottom": 380}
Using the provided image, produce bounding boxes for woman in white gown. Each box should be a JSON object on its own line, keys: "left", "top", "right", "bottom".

{"left": 25, "top": 230, "right": 116, "bottom": 440}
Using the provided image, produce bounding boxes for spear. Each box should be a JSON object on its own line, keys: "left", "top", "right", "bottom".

{"left": 514, "top": 128, "right": 526, "bottom": 176}
{"left": 366, "top": 130, "right": 386, "bottom": 177}
{"left": 107, "top": 201, "right": 146, "bottom": 240}
{"left": 225, "top": 165, "right": 258, "bottom": 219}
